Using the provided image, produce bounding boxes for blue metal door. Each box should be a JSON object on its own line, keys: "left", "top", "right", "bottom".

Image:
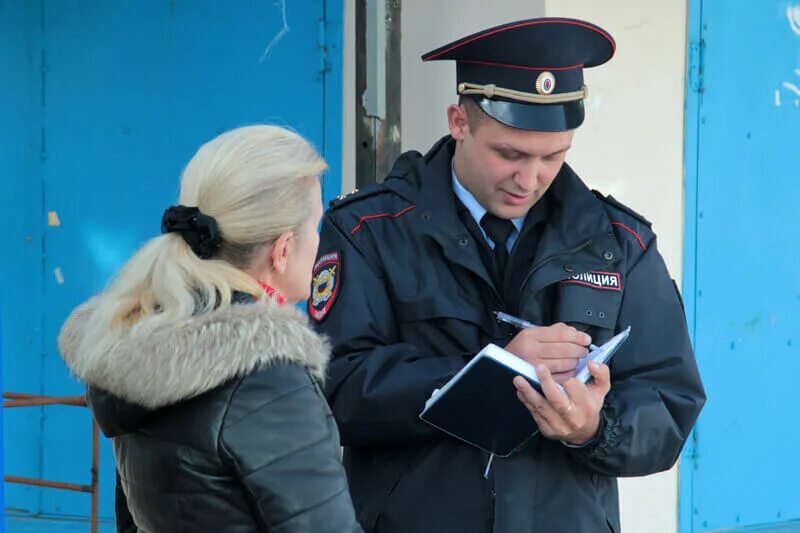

{"left": 1, "top": 1, "right": 342, "bottom": 530}
{"left": 682, "top": 1, "right": 800, "bottom": 532}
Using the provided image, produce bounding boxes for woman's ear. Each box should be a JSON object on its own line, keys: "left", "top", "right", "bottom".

{"left": 270, "top": 231, "right": 294, "bottom": 275}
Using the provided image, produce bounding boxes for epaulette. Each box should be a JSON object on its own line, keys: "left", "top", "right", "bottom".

{"left": 385, "top": 150, "right": 423, "bottom": 180}
{"left": 328, "top": 150, "right": 422, "bottom": 210}
{"left": 592, "top": 190, "right": 652, "bottom": 228}
{"left": 328, "top": 182, "right": 392, "bottom": 210}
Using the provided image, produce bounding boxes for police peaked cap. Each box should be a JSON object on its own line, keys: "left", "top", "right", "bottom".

{"left": 422, "top": 18, "right": 615, "bottom": 131}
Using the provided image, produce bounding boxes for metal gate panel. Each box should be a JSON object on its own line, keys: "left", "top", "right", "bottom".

{"left": 1, "top": 0, "right": 48, "bottom": 517}
{"left": 2, "top": 0, "right": 342, "bottom": 529}
{"left": 682, "top": 1, "right": 800, "bottom": 531}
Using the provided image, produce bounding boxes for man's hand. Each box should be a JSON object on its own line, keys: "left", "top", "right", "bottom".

{"left": 513, "top": 361, "right": 611, "bottom": 445}
{"left": 504, "top": 323, "right": 591, "bottom": 384}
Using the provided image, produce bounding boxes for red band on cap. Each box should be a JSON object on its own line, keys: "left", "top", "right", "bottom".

{"left": 458, "top": 59, "right": 585, "bottom": 72}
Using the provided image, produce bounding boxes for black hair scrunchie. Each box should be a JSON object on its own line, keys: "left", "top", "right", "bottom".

{"left": 160, "top": 206, "right": 221, "bottom": 259}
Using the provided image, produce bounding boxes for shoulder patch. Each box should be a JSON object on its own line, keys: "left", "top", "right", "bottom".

{"left": 308, "top": 251, "right": 341, "bottom": 322}
{"left": 592, "top": 191, "right": 652, "bottom": 228}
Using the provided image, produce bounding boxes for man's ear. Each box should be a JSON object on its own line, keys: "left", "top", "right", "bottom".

{"left": 447, "top": 104, "right": 470, "bottom": 141}
{"left": 270, "top": 231, "right": 293, "bottom": 275}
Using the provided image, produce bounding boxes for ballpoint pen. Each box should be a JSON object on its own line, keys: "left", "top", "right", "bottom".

{"left": 494, "top": 311, "right": 600, "bottom": 351}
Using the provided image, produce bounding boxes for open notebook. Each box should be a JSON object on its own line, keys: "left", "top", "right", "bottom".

{"left": 419, "top": 326, "right": 631, "bottom": 457}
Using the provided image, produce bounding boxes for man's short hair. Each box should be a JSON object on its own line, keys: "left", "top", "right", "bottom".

{"left": 459, "top": 96, "right": 487, "bottom": 131}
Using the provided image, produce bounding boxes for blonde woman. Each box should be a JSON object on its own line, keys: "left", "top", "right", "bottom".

{"left": 58, "top": 125, "right": 362, "bottom": 532}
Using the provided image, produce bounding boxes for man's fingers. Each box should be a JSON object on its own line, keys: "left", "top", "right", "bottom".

{"left": 533, "top": 342, "right": 589, "bottom": 360}
{"left": 535, "top": 365, "right": 572, "bottom": 414}
{"left": 516, "top": 365, "right": 608, "bottom": 444}
{"left": 563, "top": 377, "right": 590, "bottom": 407}
{"left": 528, "top": 322, "right": 593, "bottom": 346}
{"left": 587, "top": 361, "right": 612, "bottom": 394}
{"left": 530, "top": 358, "right": 578, "bottom": 374}
{"left": 505, "top": 324, "right": 591, "bottom": 366}
{"left": 513, "top": 376, "right": 541, "bottom": 407}
{"left": 516, "top": 390, "right": 556, "bottom": 434}
{"left": 551, "top": 369, "right": 577, "bottom": 385}
{"left": 513, "top": 377, "right": 555, "bottom": 419}
{"left": 515, "top": 387, "right": 560, "bottom": 431}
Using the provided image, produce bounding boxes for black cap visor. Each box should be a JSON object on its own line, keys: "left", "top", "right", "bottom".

{"left": 475, "top": 97, "right": 585, "bottom": 132}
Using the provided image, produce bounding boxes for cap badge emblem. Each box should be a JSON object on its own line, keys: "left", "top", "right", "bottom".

{"left": 535, "top": 71, "right": 556, "bottom": 95}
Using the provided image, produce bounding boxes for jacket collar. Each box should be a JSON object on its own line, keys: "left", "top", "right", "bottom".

{"left": 531, "top": 162, "right": 621, "bottom": 264}
{"left": 58, "top": 295, "right": 329, "bottom": 409}
{"left": 398, "top": 136, "right": 621, "bottom": 272}
{"left": 401, "top": 137, "right": 498, "bottom": 291}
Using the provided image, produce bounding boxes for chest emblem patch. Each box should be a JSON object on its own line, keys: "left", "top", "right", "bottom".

{"left": 309, "top": 251, "right": 341, "bottom": 321}
{"left": 561, "top": 271, "right": 622, "bottom": 292}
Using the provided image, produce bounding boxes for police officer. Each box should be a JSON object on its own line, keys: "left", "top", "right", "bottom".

{"left": 309, "top": 17, "right": 706, "bottom": 533}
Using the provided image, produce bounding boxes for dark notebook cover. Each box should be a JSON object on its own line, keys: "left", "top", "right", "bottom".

{"left": 419, "top": 327, "right": 630, "bottom": 457}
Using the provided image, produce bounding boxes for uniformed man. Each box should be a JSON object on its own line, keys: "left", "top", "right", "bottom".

{"left": 309, "top": 17, "right": 706, "bottom": 533}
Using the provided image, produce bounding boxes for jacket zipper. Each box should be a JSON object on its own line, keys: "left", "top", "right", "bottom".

{"left": 518, "top": 239, "right": 594, "bottom": 300}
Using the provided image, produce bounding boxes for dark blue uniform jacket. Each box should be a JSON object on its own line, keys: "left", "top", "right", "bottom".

{"left": 313, "top": 136, "right": 705, "bottom": 533}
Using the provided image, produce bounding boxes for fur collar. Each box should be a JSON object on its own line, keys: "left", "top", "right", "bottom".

{"left": 58, "top": 297, "right": 330, "bottom": 409}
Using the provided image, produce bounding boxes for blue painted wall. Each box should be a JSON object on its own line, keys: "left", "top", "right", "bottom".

{"left": 1, "top": 1, "right": 343, "bottom": 530}
{"left": 0, "top": 0, "right": 47, "bottom": 521}
{"left": 1, "top": 311, "right": 5, "bottom": 527}
{"left": 682, "top": 1, "right": 800, "bottom": 532}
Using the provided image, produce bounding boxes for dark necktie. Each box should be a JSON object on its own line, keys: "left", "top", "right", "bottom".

{"left": 480, "top": 213, "right": 516, "bottom": 278}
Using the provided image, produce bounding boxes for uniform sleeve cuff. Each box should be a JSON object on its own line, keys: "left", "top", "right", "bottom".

{"left": 560, "top": 409, "right": 607, "bottom": 450}
{"left": 561, "top": 435, "right": 598, "bottom": 449}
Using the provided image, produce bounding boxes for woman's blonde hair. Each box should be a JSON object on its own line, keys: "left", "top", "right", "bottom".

{"left": 86, "top": 124, "right": 326, "bottom": 339}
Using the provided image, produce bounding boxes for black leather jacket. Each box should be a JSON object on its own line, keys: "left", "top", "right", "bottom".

{"left": 59, "top": 295, "right": 361, "bottom": 533}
